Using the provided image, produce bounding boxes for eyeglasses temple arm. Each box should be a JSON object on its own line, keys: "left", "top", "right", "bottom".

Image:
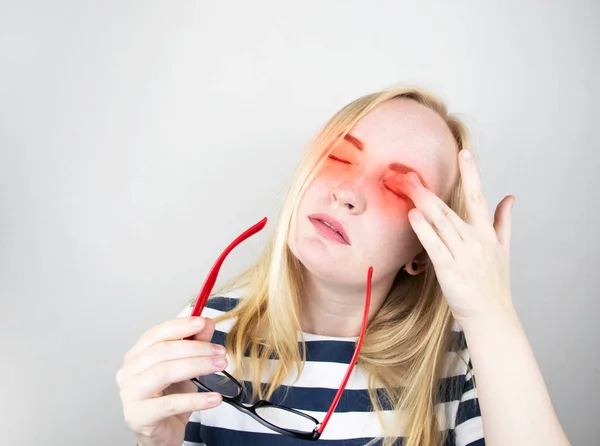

{"left": 185, "top": 217, "right": 267, "bottom": 339}
{"left": 316, "top": 266, "right": 373, "bottom": 435}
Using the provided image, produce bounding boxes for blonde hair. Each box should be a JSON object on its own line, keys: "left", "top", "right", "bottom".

{"left": 208, "top": 85, "right": 473, "bottom": 446}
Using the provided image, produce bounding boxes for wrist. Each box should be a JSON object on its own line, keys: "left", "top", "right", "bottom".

{"left": 455, "top": 300, "right": 520, "bottom": 335}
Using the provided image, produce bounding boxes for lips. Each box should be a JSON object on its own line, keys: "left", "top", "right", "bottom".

{"left": 307, "top": 213, "right": 351, "bottom": 245}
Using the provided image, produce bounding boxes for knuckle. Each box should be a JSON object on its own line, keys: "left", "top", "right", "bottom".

{"left": 470, "top": 190, "right": 486, "bottom": 205}
{"left": 153, "top": 340, "right": 170, "bottom": 359}
{"left": 192, "top": 340, "right": 210, "bottom": 356}
{"left": 432, "top": 216, "right": 447, "bottom": 231}
{"left": 155, "top": 361, "right": 173, "bottom": 385}
{"left": 122, "top": 406, "right": 142, "bottom": 431}
{"left": 439, "top": 202, "right": 451, "bottom": 216}
{"left": 466, "top": 238, "right": 484, "bottom": 255}
{"left": 159, "top": 395, "right": 180, "bottom": 415}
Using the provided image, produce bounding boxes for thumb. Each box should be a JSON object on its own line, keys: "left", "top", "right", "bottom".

{"left": 493, "top": 195, "right": 515, "bottom": 255}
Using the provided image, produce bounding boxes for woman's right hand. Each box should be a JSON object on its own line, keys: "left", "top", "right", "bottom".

{"left": 116, "top": 316, "right": 227, "bottom": 446}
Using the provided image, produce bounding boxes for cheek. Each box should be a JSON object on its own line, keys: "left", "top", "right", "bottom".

{"left": 316, "top": 158, "right": 351, "bottom": 180}
{"left": 368, "top": 184, "right": 415, "bottom": 225}
{"left": 367, "top": 201, "right": 420, "bottom": 254}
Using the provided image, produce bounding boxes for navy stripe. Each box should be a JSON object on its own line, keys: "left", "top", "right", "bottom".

{"left": 210, "top": 330, "right": 357, "bottom": 364}
{"left": 436, "top": 375, "right": 467, "bottom": 404}
{"left": 464, "top": 440, "right": 485, "bottom": 446}
{"left": 237, "top": 381, "right": 393, "bottom": 412}
{"left": 196, "top": 370, "right": 466, "bottom": 413}
{"left": 463, "top": 376, "right": 474, "bottom": 393}
{"left": 449, "top": 330, "right": 467, "bottom": 352}
{"left": 238, "top": 375, "right": 464, "bottom": 410}
{"left": 455, "top": 398, "right": 482, "bottom": 426}
{"left": 186, "top": 423, "right": 391, "bottom": 445}
{"left": 184, "top": 420, "right": 203, "bottom": 443}
{"left": 443, "top": 429, "right": 455, "bottom": 446}
{"left": 206, "top": 295, "right": 242, "bottom": 312}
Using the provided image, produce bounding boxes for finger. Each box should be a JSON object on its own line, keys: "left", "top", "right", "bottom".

{"left": 458, "top": 149, "right": 494, "bottom": 232}
{"left": 395, "top": 172, "right": 468, "bottom": 254}
{"left": 125, "top": 317, "right": 212, "bottom": 362}
{"left": 130, "top": 339, "right": 227, "bottom": 376}
{"left": 127, "top": 391, "right": 222, "bottom": 427}
{"left": 188, "top": 317, "right": 216, "bottom": 342}
{"left": 121, "top": 355, "right": 228, "bottom": 401}
{"left": 493, "top": 195, "right": 515, "bottom": 255}
{"left": 408, "top": 208, "right": 455, "bottom": 266}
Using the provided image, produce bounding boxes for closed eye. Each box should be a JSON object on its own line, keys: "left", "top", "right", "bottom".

{"left": 384, "top": 178, "right": 411, "bottom": 201}
{"left": 390, "top": 189, "right": 410, "bottom": 201}
{"left": 328, "top": 154, "right": 352, "bottom": 165}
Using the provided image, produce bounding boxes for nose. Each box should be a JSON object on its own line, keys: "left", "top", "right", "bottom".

{"left": 330, "top": 178, "right": 366, "bottom": 213}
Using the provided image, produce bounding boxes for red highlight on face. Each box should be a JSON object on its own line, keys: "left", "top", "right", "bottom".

{"left": 307, "top": 131, "right": 439, "bottom": 219}
{"left": 319, "top": 151, "right": 417, "bottom": 213}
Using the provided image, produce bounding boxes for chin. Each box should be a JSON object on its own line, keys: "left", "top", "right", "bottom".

{"left": 288, "top": 234, "right": 367, "bottom": 286}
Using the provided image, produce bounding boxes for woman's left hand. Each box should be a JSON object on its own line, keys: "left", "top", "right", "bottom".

{"left": 397, "top": 149, "right": 516, "bottom": 326}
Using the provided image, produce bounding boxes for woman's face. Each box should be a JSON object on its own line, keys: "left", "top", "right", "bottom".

{"left": 288, "top": 98, "right": 461, "bottom": 287}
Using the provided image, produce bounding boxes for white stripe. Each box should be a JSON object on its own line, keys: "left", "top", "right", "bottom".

{"left": 438, "top": 399, "right": 460, "bottom": 430}
{"left": 235, "top": 355, "right": 371, "bottom": 389}
{"left": 461, "top": 388, "right": 476, "bottom": 402}
{"left": 193, "top": 402, "right": 392, "bottom": 439}
{"left": 190, "top": 399, "right": 465, "bottom": 439}
{"left": 231, "top": 350, "right": 469, "bottom": 389}
{"left": 454, "top": 416, "right": 485, "bottom": 445}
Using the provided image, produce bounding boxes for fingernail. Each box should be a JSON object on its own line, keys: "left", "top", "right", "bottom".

{"left": 410, "top": 209, "right": 423, "bottom": 221}
{"left": 461, "top": 149, "right": 472, "bottom": 160}
{"left": 207, "top": 393, "right": 221, "bottom": 405}
{"left": 212, "top": 345, "right": 226, "bottom": 355}
{"left": 190, "top": 317, "right": 204, "bottom": 326}
{"left": 213, "top": 357, "right": 227, "bottom": 368}
{"left": 406, "top": 173, "right": 419, "bottom": 188}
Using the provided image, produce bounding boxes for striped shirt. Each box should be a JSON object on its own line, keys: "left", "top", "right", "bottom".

{"left": 177, "top": 291, "right": 485, "bottom": 445}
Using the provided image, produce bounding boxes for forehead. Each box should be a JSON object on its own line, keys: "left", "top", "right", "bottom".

{"left": 348, "top": 98, "right": 459, "bottom": 195}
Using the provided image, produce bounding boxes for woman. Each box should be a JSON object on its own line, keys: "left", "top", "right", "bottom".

{"left": 116, "top": 86, "right": 570, "bottom": 446}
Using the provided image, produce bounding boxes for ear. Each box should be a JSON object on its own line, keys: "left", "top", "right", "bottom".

{"left": 414, "top": 251, "right": 429, "bottom": 264}
{"left": 403, "top": 251, "right": 429, "bottom": 275}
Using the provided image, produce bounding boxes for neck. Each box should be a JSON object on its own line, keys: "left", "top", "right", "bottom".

{"left": 298, "top": 268, "right": 395, "bottom": 337}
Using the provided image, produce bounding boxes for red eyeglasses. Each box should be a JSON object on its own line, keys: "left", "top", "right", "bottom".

{"left": 188, "top": 217, "right": 373, "bottom": 441}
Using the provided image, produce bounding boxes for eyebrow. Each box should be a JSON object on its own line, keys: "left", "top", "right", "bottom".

{"left": 343, "top": 133, "right": 430, "bottom": 188}
{"left": 343, "top": 133, "right": 364, "bottom": 151}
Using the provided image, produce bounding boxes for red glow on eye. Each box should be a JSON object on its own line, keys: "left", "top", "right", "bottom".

{"left": 379, "top": 175, "right": 416, "bottom": 210}
{"left": 384, "top": 175, "right": 405, "bottom": 195}
{"left": 317, "top": 162, "right": 415, "bottom": 212}
{"left": 385, "top": 185, "right": 412, "bottom": 204}
{"left": 328, "top": 154, "right": 352, "bottom": 165}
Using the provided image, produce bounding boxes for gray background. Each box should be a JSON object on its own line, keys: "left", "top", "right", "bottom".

{"left": 1, "top": 1, "right": 598, "bottom": 445}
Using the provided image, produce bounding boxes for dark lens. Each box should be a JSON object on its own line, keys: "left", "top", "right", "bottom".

{"left": 194, "top": 372, "right": 241, "bottom": 398}
{"left": 255, "top": 406, "right": 317, "bottom": 432}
